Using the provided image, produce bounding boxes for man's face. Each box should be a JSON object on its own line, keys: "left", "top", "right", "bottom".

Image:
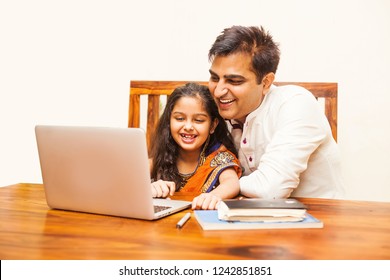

{"left": 208, "top": 52, "right": 265, "bottom": 124}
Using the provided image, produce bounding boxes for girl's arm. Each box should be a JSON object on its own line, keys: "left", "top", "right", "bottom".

{"left": 192, "top": 168, "right": 240, "bottom": 210}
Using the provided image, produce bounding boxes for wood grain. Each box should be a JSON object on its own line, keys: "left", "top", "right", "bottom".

{"left": 1, "top": 184, "right": 389, "bottom": 260}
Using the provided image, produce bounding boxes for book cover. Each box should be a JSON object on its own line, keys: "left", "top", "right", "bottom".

{"left": 194, "top": 210, "right": 323, "bottom": 230}
{"left": 221, "top": 198, "right": 307, "bottom": 210}
{"left": 218, "top": 198, "right": 307, "bottom": 222}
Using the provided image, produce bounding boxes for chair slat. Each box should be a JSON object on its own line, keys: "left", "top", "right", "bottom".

{"left": 146, "top": 95, "right": 160, "bottom": 149}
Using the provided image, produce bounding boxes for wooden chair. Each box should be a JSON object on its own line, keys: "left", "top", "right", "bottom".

{"left": 129, "top": 81, "right": 338, "bottom": 150}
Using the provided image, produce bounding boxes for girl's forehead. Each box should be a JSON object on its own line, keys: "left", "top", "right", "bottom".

{"left": 174, "top": 96, "right": 204, "bottom": 108}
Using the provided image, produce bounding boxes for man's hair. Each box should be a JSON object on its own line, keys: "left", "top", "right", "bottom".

{"left": 208, "top": 26, "right": 280, "bottom": 84}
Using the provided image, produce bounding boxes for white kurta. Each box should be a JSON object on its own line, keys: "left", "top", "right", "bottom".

{"left": 229, "top": 85, "right": 345, "bottom": 199}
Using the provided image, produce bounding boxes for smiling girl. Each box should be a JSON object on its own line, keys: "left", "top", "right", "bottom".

{"left": 149, "top": 83, "right": 241, "bottom": 210}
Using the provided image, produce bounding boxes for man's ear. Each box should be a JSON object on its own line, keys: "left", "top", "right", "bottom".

{"left": 262, "top": 72, "right": 275, "bottom": 94}
{"left": 210, "top": 118, "right": 219, "bottom": 134}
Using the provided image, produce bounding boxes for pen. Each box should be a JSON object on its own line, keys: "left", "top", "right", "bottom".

{"left": 176, "top": 212, "right": 191, "bottom": 229}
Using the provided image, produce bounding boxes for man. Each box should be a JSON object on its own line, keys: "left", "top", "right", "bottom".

{"left": 208, "top": 26, "right": 345, "bottom": 199}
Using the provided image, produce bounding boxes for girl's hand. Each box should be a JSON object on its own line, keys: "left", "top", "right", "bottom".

{"left": 192, "top": 193, "right": 222, "bottom": 210}
{"left": 151, "top": 180, "right": 176, "bottom": 198}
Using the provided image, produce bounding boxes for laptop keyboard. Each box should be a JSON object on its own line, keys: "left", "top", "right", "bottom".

{"left": 154, "top": 205, "right": 172, "bottom": 213}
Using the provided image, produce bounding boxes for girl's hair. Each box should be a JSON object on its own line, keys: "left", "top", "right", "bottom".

{"left": 150, "top": 82, "right": 238, "bottom": 188}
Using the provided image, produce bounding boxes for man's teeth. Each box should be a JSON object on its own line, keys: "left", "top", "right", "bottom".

{"left": 220, "top": 99, "right": 234, "bottom": 104}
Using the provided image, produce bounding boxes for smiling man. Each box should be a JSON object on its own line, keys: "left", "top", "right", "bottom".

{"left": 208, "top": 26, "right": 345, "bottom": 199}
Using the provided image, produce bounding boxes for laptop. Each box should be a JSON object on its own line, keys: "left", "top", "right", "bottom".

{"left": 35, "top": 125, "right": 191, "bottom": 220}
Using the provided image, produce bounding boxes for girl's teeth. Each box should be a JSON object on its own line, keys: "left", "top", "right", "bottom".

{"left": 182, "top": 134, "right": 195, "bottom": 138}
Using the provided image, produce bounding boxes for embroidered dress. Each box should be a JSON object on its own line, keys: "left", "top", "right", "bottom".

{"left": 178, "top": 142, "right": 242, "bottom": 193}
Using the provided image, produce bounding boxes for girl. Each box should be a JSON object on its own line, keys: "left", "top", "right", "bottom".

{"left": 150, "top": 83, "right": 242, "bottom": 210}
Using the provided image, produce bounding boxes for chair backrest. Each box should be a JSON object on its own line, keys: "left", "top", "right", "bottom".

{"left": 129, "top": 80, "right": 338, "bottom": 151}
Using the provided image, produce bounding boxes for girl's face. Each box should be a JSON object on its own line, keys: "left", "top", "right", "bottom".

{"left": 170, "top": 96, "right": 217, "bottom": 155}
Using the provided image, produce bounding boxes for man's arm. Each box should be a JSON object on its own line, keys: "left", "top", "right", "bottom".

{"left": 239, "top": 91, "right": 329, "bottom": 198}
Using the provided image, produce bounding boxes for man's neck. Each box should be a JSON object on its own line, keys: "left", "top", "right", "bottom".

{"left": 228, "top": 119, "right": 244, "bottom": 130}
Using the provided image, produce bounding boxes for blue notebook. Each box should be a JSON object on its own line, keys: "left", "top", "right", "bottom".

{"left": 194, "top": 210, "right": 323, "bottom": 230}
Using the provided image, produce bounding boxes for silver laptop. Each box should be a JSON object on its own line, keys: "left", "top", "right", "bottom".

{"left": 35, "top": 125, "right": 191, "bottom": 220}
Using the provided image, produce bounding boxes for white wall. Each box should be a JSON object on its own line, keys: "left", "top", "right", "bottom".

{"left": 1, "top": 0, "right": 389, "bottom": 201}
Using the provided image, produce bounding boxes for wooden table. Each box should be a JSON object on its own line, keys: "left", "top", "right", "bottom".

{"left": 1, "top": 183, "right": 389, "bottom": 260}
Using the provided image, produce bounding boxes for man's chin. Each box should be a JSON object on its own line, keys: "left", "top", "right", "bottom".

{"left": 218, "top": 110, "right": 237, "bottom": 121}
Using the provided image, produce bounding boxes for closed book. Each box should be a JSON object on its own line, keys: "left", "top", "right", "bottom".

{"left": 194, "top": 210, "right": 323, "bottom": 230}
{"left": 218, "top": 198, "right": 307, "bottom": 222}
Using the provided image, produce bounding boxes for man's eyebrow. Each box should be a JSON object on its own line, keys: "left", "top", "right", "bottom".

{"left": 208, "top": 69, "right": 245, "bottom": 80}
{"left": 209, "top": 69, "right": 217, "bottom": 76}
{"left": 224, "top": 74, "right": 246, "bottom": 80}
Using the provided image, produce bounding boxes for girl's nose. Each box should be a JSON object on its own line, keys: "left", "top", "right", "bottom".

{"left": 184, "top": 122, "right": 194, "bottom": 131}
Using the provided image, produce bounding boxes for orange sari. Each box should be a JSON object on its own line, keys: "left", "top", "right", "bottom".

{"left": 179, "top": 143, "right": 242, "bottom": 194}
